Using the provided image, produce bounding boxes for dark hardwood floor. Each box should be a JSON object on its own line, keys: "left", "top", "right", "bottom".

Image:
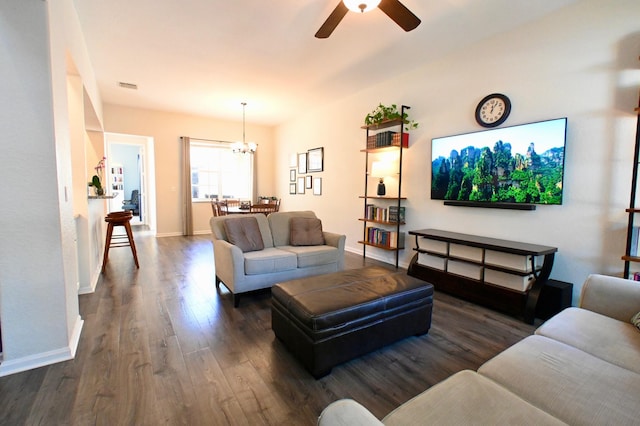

{"left": 0, "top": 230, "right": 534, "bottom": 425}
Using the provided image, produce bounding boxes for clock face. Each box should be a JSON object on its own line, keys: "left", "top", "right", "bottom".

{"left": 475, "top": 93, "right": 511, "bottom": 127}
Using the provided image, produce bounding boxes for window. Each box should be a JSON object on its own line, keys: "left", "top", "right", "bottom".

{"left": 190, "top": 140, "right": 253, "bottom": 201}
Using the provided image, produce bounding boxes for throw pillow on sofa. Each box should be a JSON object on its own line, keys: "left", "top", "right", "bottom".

{"left": 290, "top": 217, "right": 325, "bottom": 246}
{"left": 223, "top": 217, "right": 264, "bottom": 252}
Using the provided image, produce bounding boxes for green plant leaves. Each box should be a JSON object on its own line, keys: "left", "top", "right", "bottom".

{"left": 364, "top": 103, "right": 418, "bottom": 131}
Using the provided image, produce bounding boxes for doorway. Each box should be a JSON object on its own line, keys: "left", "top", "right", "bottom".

{"left": 105, "top": 133, "right": 157, "bottom": 233}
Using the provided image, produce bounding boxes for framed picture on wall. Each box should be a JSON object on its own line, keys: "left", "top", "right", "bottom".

{"left": 305, "top": 175, "right": 312, "bottom": 189}
{"left": 290, "top": 169, "right": 296, "bottom": 182}
{"left": 313, "top": 177, "right": 322, "bottom": 195}
{"left": 307, "top": 147, "right": 324, "bottom": 172}
{"left": 289, "top": 183, "right": 296, "bottom": 194}
{"left": 297, "top": 177, "right": 305, "bottom": 194}
{"left": 298, "top": 153, "right": 307, "bottom": 174}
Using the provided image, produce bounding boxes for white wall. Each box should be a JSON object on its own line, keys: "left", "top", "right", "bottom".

{"left": 0, "top": 0, "right": 87, "bottom": 375}
{"left": 103, "top": 105, "right": 277, "bottom": 236}
{"left": 82, "top": 131, "right": 108, "bottom": 294}
{"left": 275, "top": 0, "right": 640, "bottom": 301}
{"left": 0, "top": 0, "right": 106, "bottom": 375}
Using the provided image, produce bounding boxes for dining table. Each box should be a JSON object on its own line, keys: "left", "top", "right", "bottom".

{"left": 225, "top": 206, "right": 253, "bottom": 214}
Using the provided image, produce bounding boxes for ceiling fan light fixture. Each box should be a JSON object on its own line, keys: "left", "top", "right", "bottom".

{"left": 316, "top": 0, "right": 420, "bottom": 38}
{"left": 343, "top": 0, "right": 381, "bottom": 13}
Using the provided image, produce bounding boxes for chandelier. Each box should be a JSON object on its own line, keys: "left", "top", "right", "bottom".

{"left": 232, "top": 102, "right": 257, "bottom": 154}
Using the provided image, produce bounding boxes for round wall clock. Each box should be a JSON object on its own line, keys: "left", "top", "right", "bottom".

{"left": 475, "top": 93, "right": 511, "bottom": 128}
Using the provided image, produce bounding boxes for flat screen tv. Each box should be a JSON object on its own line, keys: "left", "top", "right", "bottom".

{"left": 431, "top": 118, "right": 567, "bottom": 209}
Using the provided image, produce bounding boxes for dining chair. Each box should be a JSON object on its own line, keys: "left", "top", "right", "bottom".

{"left": 218, "top": 200, "right": 229, "bottom": 216}
{"left": 122, "top": 189, "right": 140, "bottom": 215}
{"left": 261, "top": 198, "right": 281, "bottom": 210}
{"left": 250, "top": 204, "right": 277, "bottom": 215}
{"left": 210, "top": 200, "right": 221, "bottom": 217}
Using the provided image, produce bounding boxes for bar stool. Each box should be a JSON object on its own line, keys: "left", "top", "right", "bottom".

{"left": 101, "top": 211, "right": 139, "bottom": 272}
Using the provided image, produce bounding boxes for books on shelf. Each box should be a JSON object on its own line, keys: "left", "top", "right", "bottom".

{"left": 365, "top": 204, "right": 405, "bottom": 223}
{"left": 365, "top": 204, "right": 387, "bottom": 221}
{"left": 388, "top": 205, "right": 405, "bottom": 223}
{"left": 631, "top": 226, "right": 640, "bottom": 257}
{"left": 391, "top": 132, "right": 409, "bottom": 148}
{"left": 367, "top": 135, "right": 375, "bottom": 149}
{"left": 366, "top": 131, "right": 408, "bottom": 149}
{"left": 365, "top": 227, "right": 405, "bottom": 249}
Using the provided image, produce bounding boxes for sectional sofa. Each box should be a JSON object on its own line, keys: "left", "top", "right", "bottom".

{"left": 209, "top": 211, "right": 345, "bottom": 307}
{"left": 318, "top": 273, "right": 640, "bottom": 425}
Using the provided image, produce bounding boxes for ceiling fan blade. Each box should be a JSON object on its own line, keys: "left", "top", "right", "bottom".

{"left": 378, "top": 0, "right": 421, "bottom": 32}
{"left": 315, "top": 2, "right": 349, "bottom": 38}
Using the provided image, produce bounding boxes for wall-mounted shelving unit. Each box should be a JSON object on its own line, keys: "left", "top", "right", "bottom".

{"left": 358, "top": 105, "right": 410, "bottom": 268}
{"left": 622, "top": 83, "right": 640, "bottom": 279}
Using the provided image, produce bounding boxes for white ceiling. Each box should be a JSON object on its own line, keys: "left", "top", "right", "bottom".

{"left": 72, "top": 0, "right": 577, "bottom": 126}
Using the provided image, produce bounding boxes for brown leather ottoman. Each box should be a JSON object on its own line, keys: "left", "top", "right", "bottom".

{"left": 271, "top": 266, "right": 434, "bottom": 378}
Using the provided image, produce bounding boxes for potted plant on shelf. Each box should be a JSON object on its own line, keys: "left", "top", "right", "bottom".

{"left": 364, "top": 103, "right": 418, "bottom": 148}
{"left": 364, "top": 103, "right": 419, "bottom": 131}
{"left": 88, "top": 175, "right": 105, "bottom": 196}
{"left": 88, "top": 157, "right": 106, "bottom": 196}
{"left": 258, "top": 196, "right": 278, "bottom": 204}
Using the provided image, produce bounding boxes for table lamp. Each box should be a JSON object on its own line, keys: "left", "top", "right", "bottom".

{"left": 371, "top": 161, "right": 394, "bottom": 196}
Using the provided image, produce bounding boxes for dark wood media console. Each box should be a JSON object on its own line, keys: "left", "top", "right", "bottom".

{"left": 407, "top": 229, "right": 558, "bottom": 324}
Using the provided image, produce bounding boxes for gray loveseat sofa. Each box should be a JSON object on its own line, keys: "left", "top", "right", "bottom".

{"left": 210, "top": 211, "right": 345, "bottom": 307}
{"left": 319, "top": 273, "right": 640, "bottom": 425}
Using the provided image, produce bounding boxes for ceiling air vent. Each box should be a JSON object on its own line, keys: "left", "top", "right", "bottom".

{"left": 118, "top": 82, "right": 138, "bottom": 90}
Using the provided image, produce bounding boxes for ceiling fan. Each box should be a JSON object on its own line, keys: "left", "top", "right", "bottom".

{"left": 315, "top": 0, "right": 421, "bottom": 39}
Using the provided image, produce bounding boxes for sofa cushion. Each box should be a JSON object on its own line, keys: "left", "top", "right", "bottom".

{"left": 382, "top": 370, "right": 566, "bottom": 426}
{"left": 243, "top": 247, "right": 297, "bottom": 275}
{"left": 632, "top": 311, "right": 640, "bottom": 331}
{"left": 290, "top": 217, "right": 325, "bottom": 246}
{"left": 478, "top": 335, "right": 640, "bottom": 425}
{"left": 279, "top": 245, "right": 338, "bottom": 268}
{"left": 535, "top": 307, "right": 640, "bottom": 374}
{"left": 579, "top": 273, "right": 640, "bottom": 322}
{"left": 210, "top": 214, "right": 274, "bottom": 248}
{"left": 223, "top": 217, "right": 264, "bottom": 252}
{"left": 318, "top": 399, "right": 384, "bottom": 426}
{"left": 268, "top": 211, "right": 318, "bottom": 247}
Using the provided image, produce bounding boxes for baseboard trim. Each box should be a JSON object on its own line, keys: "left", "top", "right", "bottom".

{"left": 69, "top": 315, "right": 84, "bottom": 358}
{"left": 157, "top": 231, "right": 212, "bottom": 237}
{"left": 0, "top": 316, "right": 84, "bottom": 377}
{"left": 156, "top": 232, "right": 184, "bottom": 237}
{"left": 344, "top": 246, "right": 410, "bottom": 269}
{"left": 78, "top": 265, "right": 100, "bottom": 295}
